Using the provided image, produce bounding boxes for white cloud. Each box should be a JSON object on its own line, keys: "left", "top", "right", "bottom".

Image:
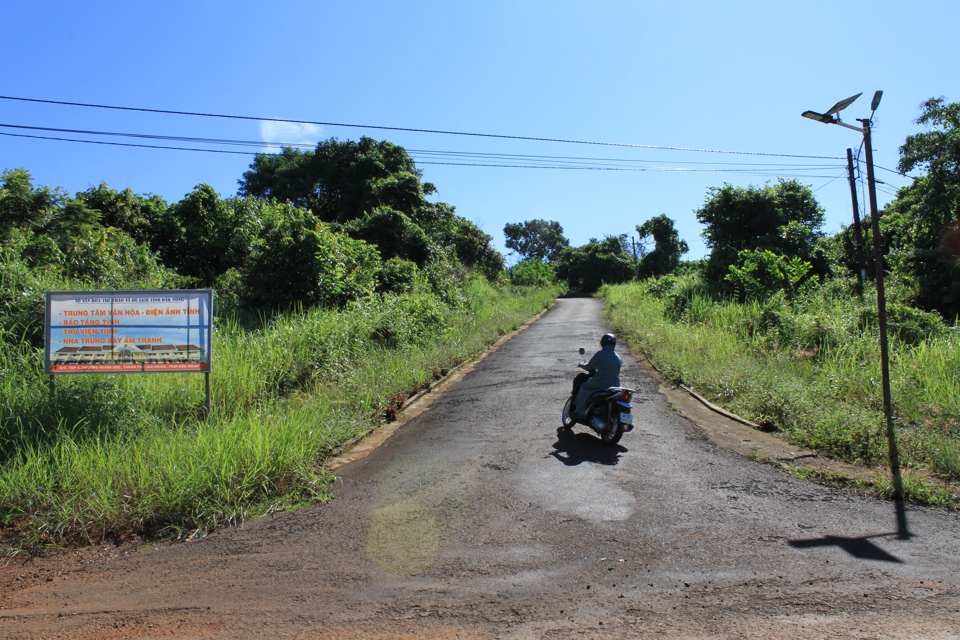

{"left": 258, "top": 120, "right": 323, "bottom": 151}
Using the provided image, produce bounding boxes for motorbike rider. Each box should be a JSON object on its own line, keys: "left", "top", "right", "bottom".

{"left": 573, "top": 333, "right": 622, "bottom": 418}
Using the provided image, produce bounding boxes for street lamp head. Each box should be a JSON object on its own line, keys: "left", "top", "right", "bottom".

{"left": 871, "top": 90, "right": 883, "bottom": 111}
{"left": 801, "top": 110, "right": 836, "bottom": 124}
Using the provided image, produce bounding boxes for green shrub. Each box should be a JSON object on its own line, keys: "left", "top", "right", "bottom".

{"left": 601, "top": 278, "right": 960, "bottom": 493}
{"left": 509, "top": 258, "right": 556, "bottom": 286}
{"left": 377, "top": 257, "right": 423, "bottom": 294}
{"left": 242, "top": 208, "right": 380, "bottom": 310}
{"left": 725, "top": 249, "right": 815, "bottom": 302}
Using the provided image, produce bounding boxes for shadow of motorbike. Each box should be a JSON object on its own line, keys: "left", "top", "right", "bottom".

{"left": 549, "top": 427, "right": 627, "bottom": 466}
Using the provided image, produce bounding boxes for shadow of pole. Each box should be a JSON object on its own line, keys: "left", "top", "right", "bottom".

{"left": 895, "top": 499, "right": 912, "bottom": 540}
{"left": 788, "top": 534, "right": 903, "bottom": 563}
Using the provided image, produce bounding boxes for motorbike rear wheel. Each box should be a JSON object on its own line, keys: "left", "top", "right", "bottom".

{"left": 600, "top": 422, "right": 624, "bottom": 445}
{"left": 561, "top": 396, "right": 576, "bottom": 428}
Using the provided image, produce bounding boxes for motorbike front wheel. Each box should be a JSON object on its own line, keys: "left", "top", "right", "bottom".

{"left": 561, "top": 396, "right": 576, "bottom": 428}
{"left": 600, "top": 422, "right": 624, "bottom": 445}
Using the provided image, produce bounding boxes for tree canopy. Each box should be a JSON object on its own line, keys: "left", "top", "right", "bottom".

{"left": 503, "top": 219, "right": 569, "bottom": 263}
{"left": 876, "top": 97, "right": 960, "bottom": 319}
{"left": 695, "top": 179, "right": 826, "bottom": 288}
{"left": 555, "top": 236, "right": 634, "bottom": 293}
{"left": 239, "top": 137, "right": 503, "bottom": 281}
{"left": 636, "top": 214, "right": 688, "bottom": 278}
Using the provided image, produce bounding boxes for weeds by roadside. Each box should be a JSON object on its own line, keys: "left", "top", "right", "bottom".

{"left": 0, "top": 279, "right": 560, "bottom": 551}
{"left": 602, "top": 275, "right": 960, "bottom": 507}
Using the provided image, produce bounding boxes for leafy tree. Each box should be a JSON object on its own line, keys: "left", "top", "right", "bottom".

{"left": 509, "top": 257, "right": 556, "bottom": 286}
{"left": 343, "top": 206, "right": 431, "bottom": 265}
{"left": 725, "top": 249, "right": 814, "bottom": 302}
{"left": 695, "top": 179, "right": 826, "bottom": 288}
{"left": 75, "top": 183, "right": 168, "bottom": 246}
{"left": 238, "top": 137, "right": 419, "bottom": 223}
{"left": 377, "top": 257, "right": 423, "bottom": 294}
{"left": 433, "top": 216, "right": 505, "bottom": 281}
{"left": 241, "top": 204, "right": 380, "bottom": 309}
{"left": 555, "top": 236, "right": 634, "bottom": 293}
{"left": 0, "top": 168, "right": 64, "bottom": 241}
{"left": 636, "top": 214, "right": 688, "bottom": 278}
{"left": 503, "top": 219, "right": 569, "bottom": 262}
{"left": 240, "top": 138, "right": 504, "bottom": 281}
{"left": 159, "top": 185, "right": 260, "bottom": 285}
{"left": 878, "top": 97, "right": 960, "bottom": 319}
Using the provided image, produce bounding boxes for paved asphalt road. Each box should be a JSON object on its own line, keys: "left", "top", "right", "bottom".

{"left": 2, "top": 298, "right": 959, "bottom": 638}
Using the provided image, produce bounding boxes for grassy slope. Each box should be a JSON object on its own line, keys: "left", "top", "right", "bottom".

{"left": 0, "top": 280, "right": 560, "bottom": 549}
{"left": 601, "top": 280, "right": 959, "bottom": 506}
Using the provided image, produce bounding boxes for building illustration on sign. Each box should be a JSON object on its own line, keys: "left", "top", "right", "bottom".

{"left": 44, "top": 290, "right": 213, "bottom": 374}
{"left": 50, "top": 343, "right": 204, "bottom": 365}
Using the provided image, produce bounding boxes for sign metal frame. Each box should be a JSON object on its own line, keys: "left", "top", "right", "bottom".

{"left": 44, "top": 289, "right": 214, "bottom": 413}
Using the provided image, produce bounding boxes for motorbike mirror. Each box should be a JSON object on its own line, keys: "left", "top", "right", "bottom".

{"left": 578, "top": 347, "right": 585, "bottom": 355}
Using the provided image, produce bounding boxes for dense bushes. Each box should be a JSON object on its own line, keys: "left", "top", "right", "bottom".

{"left": 603, "top": 274, "right": 960, "bottom": 494}
{"left": 0, "top": 135, "right": 508, "bottom": 348}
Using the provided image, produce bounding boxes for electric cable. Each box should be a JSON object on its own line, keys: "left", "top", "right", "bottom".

{"left": 0, "top": 120, "right": 844, "bottom": 170}
{"left": 0, "top": 131, "right": 841, "bottom": 177}
{"left": 812, "top": 172, "right": 847, "bottom": 193}
{"left": 0, "top": 94, "right": 845, "bottom": 160}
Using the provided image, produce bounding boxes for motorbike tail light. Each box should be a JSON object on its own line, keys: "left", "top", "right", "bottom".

{"left": 622, "top": 392, "right": 631, "bottom": 401}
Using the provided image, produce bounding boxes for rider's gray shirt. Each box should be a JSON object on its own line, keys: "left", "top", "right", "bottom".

{"left": 579, "top": 344, "right": 622, "bottom": 389}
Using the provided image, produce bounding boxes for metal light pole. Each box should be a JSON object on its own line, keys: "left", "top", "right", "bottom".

{"left": 802, "top": 91, "right": 909, "bottom": 539}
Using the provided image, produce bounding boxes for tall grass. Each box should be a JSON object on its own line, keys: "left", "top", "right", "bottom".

{"left": 0, "top": 279, "right": 559, "bottom": 548}
{"left": 602, "top": 276, "right": 960, "bottom": 493}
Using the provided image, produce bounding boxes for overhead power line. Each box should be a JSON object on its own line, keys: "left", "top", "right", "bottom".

{"left": 0, "top": 122, "right": 843, "bottom": 171}
{"left": 0, "top": 131, "right": 842, "bottom": 177}
{"left": 0, "top": 94, "right": 844, "bottom": 161}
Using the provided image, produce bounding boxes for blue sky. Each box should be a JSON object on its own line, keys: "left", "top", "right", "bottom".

{"left": 2, "top": 1, "right": 956, "bottom": 262}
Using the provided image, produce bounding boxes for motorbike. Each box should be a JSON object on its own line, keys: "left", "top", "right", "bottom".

{"left": 561, "top": 347, "right": 634, "bottom": 445}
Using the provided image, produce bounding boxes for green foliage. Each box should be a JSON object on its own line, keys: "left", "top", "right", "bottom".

{"left": 0, "top": 168, "right": 64, "bottom": 240}
{"left": 360, "top": 293, "right": 449, "bottom": 348}
{"left": 555, "top": 235, "right": 634, "bottom": 293}
{"left": 361, "top": 171, "right": 426, "bottom": 214}
{"left": 437, "top": 216, "right": 505, "bottom": 281}
{"left": 870, "top": 470, "right": 955, "bottom": 506}
{"left": 696, "top": 179, "right": 827, "bottom": 289}
{"left": 725, "top": 249, "right": 814, "bottom": 302}
{"left": 0, "top": 277, "right": 559, "bottom": 546}
{"left": 238, "top": 138, "right": 419, "bottom": 223}
{"left": 0, "top": 171, "right": 179, "bottom": 348}
{"left": 75, "top": 183, "right": 168, "bottom": 246}
{"left": 602, "top": 279, "right": 960, "bottom": 494}
{"left": 873, "top": 97, "right": 960, "bottom": 320}
{"left": 238, "top": 138, "right": 504, "bottom": 283}
{"left": 241, "top": 204, "right": 380, "bottom": 310}
{"left": 158, "top": 185, "right": 259, "bottom": 286}
{"left": 343, "top": 206, "right": 431, "bottom": 265}
{"left": 503, "top": 219, "right": 569, "bottom": 262}
{"left": 858, "top": 301, "right": 947, "bottom": 346}
{"left": 377, "top": 257, "right": 423, "bottom": 294}
{"left": 509, "top": 257, "right": 557, "bottom": 286}
{"left": 636, "top": 214, "right": 688, "bottom": 278}
{"left": 420, "top": 246, "right": 469, "bottom": 306}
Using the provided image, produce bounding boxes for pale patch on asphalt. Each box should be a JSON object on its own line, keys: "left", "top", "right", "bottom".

{"left": 365, "top": 453, "right": 471, "bottom": 575}
{"left": 366, "top": 501, "right": 441, "bottom": 575}
{"left": 517, "top": 460, "right": 636, "bottom": 522}
{"left": 524, "top": 356, "right": 560, "bottom": 369}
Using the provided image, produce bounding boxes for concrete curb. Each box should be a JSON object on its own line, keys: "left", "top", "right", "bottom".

{"left": 679, "top": 383, "right": 760, "bottom": 429}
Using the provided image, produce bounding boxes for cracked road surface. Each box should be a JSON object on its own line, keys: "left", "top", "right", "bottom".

{"left": 2, "top": 298, "right": 959, "bottom": 638}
